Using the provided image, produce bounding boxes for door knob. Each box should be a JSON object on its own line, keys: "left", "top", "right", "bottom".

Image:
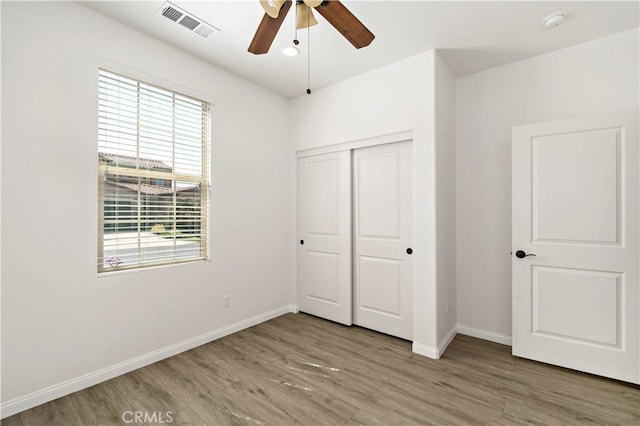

{"left": 515, "top": 250, "right": 536, "bottom": 259}
{"left": 300, "top": 240, "right": 304, "bottom": 245}
{"left": 406, "top": 248, "right": 413, "bottom": 255}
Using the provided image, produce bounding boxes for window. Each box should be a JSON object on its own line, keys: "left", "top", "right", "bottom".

{"left": 98, "top": 69, "right": 210, "bottom": 273}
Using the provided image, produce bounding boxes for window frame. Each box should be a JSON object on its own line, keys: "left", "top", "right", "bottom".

{"left": 97, "top": 66, "right": 212, "bottom": 275}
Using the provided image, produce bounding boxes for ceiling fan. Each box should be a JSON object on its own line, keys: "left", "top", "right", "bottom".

{"left": 248, "top": 0, "right": 375, "bottom": 55}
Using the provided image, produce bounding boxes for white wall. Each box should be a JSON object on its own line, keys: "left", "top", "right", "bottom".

{"left": 290, "top": 51, "right": 442, "bottom": 354}
{"left": 456, "top": 28, "right": 640, "bottom": 342}
{"left": 434, "top": 52, "right": 457, "bottom": 344}
{"left": 1, "top": 1, "right": 293, "bottom": 413}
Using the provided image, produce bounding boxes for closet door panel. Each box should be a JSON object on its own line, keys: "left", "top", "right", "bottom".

{"left": 354, "top": 141, "right": 413, "bottom": 339}
{"left": 297, "top": 151, "right": 352, "bottom": 325}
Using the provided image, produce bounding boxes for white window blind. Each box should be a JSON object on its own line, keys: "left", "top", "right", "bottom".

{"left": 98, "top": 69, "right": 210, "bottom": 273}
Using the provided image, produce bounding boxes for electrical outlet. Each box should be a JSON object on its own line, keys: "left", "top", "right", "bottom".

{"left": 223, "top": 295, "right": 230, "bottom": 309}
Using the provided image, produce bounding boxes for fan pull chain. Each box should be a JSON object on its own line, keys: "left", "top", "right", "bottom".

{"left": 293, "top": 1, "right": 299, "bottom": 46}
{"left": 306, "top": 14, "right": 311, "bottom": 95}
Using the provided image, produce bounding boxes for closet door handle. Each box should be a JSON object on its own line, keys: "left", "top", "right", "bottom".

{"left": 406, "top": 248, "right": 413, "bottom": 255}
{"left": 300, "top": 240, "right": 304, "bottom": 245}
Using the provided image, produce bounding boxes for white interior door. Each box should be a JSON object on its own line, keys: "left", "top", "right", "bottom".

{"left": 353, "top": 141, "right": 413, "bottom": 340}
{"left": 297, "top": 151, "right": 352, "bottom": 325}
{"left": 512, "top": 115, "right": 639, "bottom": 384}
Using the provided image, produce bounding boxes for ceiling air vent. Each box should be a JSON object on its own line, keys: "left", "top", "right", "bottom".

{"left": 158, "top": 2, "right": 220, "bottom": 38}
{"left": 161, "top": 5, "right": 183, "bottom": 22}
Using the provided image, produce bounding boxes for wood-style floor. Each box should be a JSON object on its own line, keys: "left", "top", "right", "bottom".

{"left": 3, "top": 313, "right": 639, "bottom": 425}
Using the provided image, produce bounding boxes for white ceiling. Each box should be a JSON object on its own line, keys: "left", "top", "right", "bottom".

{"left": 79, "top": 1, "right": 639, "bottom": 99}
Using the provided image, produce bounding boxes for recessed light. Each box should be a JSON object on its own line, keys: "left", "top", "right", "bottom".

{"left": 543, "top": 12, "right": 566, "bottom": 29}
{"left": 281, "top": 46, "right": 300, "bottom": 57}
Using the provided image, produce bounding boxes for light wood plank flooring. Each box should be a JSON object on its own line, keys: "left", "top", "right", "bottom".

{"left": 3, "top": 313, "right": 639, "bottom": 425}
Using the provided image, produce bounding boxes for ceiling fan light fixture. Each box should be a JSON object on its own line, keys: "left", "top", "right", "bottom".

{"left": 281, "top": 45, "right": 300, "bottom": 56}
{"left": 260, "top": 0, "right": 286, "bottom": 18}
{"left": 296, "top": 3, "right": 318, "bottom": 29}
{"left": 302, "top": 0, "right": 323, "bottom": 7}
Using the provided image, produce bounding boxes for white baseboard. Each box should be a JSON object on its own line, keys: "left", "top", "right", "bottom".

{"left": 457, "top": 325, "right": 512, "bottom": 346}
{"left": 1, "top": 305, "right": 297, "bottom": 419}
{"left": 411, "top": 324, "right": 458, "bottom": 360}
{"left": 437, "top": 324, "right": 458, "bottom": 357}
{"left": 412, "top": 324, "right": 511, "bottom": 359}
{"left": 412, "top": 342, "right": 439, "bottom": 359}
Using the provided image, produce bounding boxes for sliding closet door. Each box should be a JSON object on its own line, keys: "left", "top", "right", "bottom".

{"left": 297, "top": 151, "right": 352, "bottom": 325}
{"left": 353, "top": 141, "right": 413, "bottom": 339}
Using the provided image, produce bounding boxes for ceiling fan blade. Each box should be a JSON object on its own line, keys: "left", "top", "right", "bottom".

{"left": 248, "top": 0, "right": 292, "bottom": 54}
{"left": 315, "top": 0, "right": 374, "bottom": 49}
{"left": 296, "top": 4, "right": 318, "bottom": 30}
